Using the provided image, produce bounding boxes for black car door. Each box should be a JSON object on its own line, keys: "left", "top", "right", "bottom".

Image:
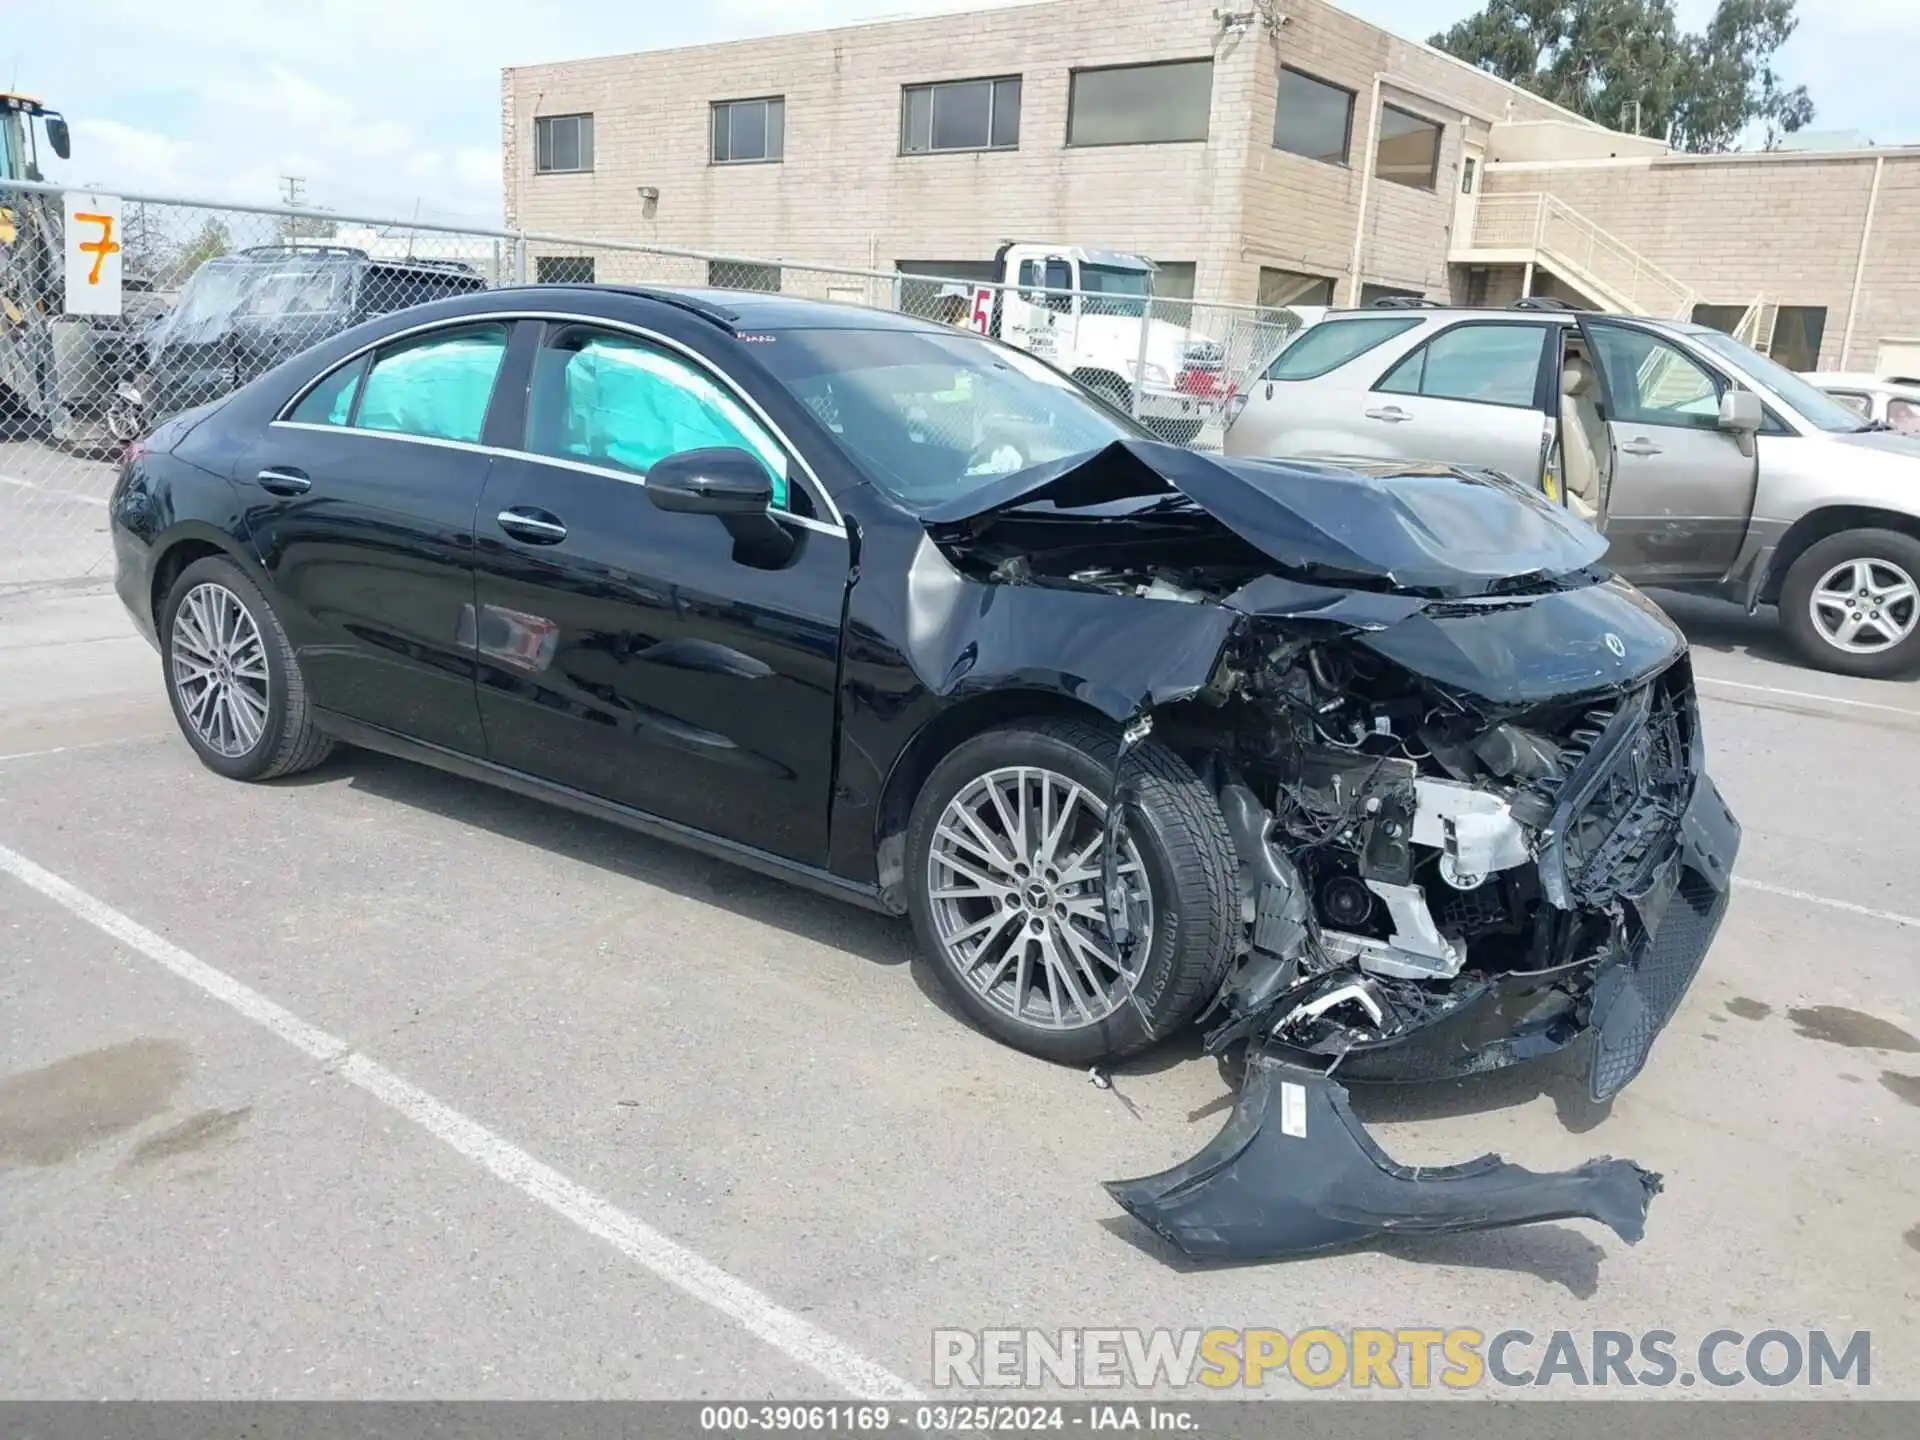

{"left": 239, "top": 319, "right": 517, "bottom": 754}
{"left": 469, "top": 320, "right": 850, "bottom": 865}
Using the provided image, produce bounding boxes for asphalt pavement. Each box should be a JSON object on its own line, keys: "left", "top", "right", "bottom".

{"left": 1, "top": 574, "right": 1916, "bottom": 1401}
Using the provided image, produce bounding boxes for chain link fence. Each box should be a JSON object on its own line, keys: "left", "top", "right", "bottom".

{"left": 1, "top": 178, "right": 1302, "bottom": 589}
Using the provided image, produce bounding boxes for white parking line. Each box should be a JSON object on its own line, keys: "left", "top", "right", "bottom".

{"left": 0, "top": 735, "right": 168, "bottom": 766}
{"left": 0, "top": 840, "right": 923, "bottom": 1403}
{"left": 1697, "top": 674, "right": 1919, "bottom": 718}
{"left": 1733, "top": 877, "right": 1919, "bottom": 930}
{"left": 0, "top": 474, "right": 109, "bottom": 506}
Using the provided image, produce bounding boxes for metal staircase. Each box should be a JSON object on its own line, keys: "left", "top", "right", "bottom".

{"left": 1733, "top": 297, "right": 1779, "bottom": 355}
{"left": 1456, "top": 192, "right": 1698, "bottom": 319}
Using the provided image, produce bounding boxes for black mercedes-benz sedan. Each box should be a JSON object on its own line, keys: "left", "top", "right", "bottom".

{"left": 111, "top": 285, "right": 1739, "bottom": 1260}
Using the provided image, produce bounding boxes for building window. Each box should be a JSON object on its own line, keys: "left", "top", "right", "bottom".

{"left": 1691, "top": 303, "right": 1747, "bottom": 334}
{"left": 535, "top": 256, "right": 595, "bottom": 285}
{"left": 1771, "top": 306, "right": 1828, "bottom": 372}
{"left": 1067, "top": 60, "right": 1212, "bottom": 148}
{"left": 712, "top": 97, "right": 785, "bottom": 164}
{"left": 1258, "top": 267, "right": 1337, "bottom": 311}
{"left": 1151, "top": 260, "right": 1196, "bottom": 326}
{"left": 1375, "top": 104, "right": 1441, "bottom": 190}
{"left": 711, "top": 259, "right": 781, "bottom": 292}
{"left": 902, "top": 76, "right": 1022, "bottom": 154}
{"left": 1273, "top": 68, "right": 1354, "bottom": 166}
{"left": 534, "top": 114, "right": 593, "bottom": 174}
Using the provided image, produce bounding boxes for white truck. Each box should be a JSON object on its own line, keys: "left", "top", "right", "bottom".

{"left": 960, "top": 242, "right": 1226, "bottom": 445}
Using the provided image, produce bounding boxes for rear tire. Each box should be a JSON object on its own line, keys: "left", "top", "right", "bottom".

{"left": 1778, "top": 529, "right": 1920, "bottom": 679}
{"left": 160, "top": 555, "right": 335, "bottom": 781}
{"left": 905, "top": 718, "right": 1238, "bottom": 1065}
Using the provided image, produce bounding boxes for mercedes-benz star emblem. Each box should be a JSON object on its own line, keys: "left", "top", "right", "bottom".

{"left": 1604, "top": 633, "right": 1628, "bottom": 658}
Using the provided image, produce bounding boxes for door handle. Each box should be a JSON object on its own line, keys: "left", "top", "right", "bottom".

{"left": 1365, "top": 406, "right": 1413, "bottom": 423}
{"left": 496, "top": 507, "right": 568, "bottom": 545}
{"left": 1621, "top": 438, "right": 1663, "bottom": 457}
{"left": 257, "top": 467, "right": 311, "bottom": 495}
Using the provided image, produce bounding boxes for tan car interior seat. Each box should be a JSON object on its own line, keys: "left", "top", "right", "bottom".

{"left": 1558, "top": 356, "right": 1606, "bottom": 523}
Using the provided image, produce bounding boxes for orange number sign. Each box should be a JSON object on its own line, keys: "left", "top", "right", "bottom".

{"left": 74, "top": 212, "right": 122, "bottom": 284}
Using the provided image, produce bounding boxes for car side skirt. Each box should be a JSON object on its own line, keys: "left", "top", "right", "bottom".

{"left": 313, "top": 710, "right": 893, "bottom": 915}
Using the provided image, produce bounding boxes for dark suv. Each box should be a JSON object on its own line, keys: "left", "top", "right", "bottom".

{"left": 144, "top": 245, "right": 488, "bottom": 421}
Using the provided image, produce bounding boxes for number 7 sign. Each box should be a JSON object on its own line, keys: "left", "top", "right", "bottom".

{"left": 63, "top": 191, "right": 124, "bottom": 317}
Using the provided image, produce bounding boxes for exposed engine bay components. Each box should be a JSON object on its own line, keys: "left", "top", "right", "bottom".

{"left": 911, "top": 439, "right": 1742, "bottom": 1267}
{"left": 1105, "top": 1051, "right": 1664, "bottom": 1262}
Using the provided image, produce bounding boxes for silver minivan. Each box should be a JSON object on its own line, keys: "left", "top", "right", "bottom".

{"left": 1227, "top": 302, "right": 1920, "bottom": 678}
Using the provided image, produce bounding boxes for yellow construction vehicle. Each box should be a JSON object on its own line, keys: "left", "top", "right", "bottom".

{"left": 1, "top": 92, "right": 156, "bottom": 446}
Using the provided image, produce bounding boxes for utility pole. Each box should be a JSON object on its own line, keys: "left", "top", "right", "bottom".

{"left": 276, "top": 176, "right": 334, "bottom": 241}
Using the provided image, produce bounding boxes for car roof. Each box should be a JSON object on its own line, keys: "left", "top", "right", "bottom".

{"left": 212, "top": 246, "right": 483, "bottom": 279}
{"left": 1314, "top": 302, "right": 1692, "bottom": 330}
{"left": 486, "top": 284, "right": 955, "bottom": 334}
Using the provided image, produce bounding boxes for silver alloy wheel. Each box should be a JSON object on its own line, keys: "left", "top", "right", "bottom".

{"left": 926, "top": 765, "right": 1152, "bottom": 1031}
{"left": 170, "top": 582, "right": 271, "bottom": 758}
{"left": 1809, "top": 558, "right": 1920, "bottom": 655}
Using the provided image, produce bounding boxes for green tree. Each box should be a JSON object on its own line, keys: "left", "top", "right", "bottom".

{"left": 170, "top": 217, "right": 233, "bottom": 279}
{"left": 1433, "top": 0, "right": 1814, "bottom": 152}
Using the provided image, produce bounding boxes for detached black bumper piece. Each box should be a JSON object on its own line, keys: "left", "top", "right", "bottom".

{"left": 1105, "top": 1051, "right": 1662, "bottom": 1263}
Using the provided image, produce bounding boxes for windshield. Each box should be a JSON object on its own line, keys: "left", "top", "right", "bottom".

{"left": 239, "top": 264, "right": 350, "bottom": 319}
{"left": 152, "top": 256, "right": 350, "bottom": 347}
{"left": 1079, "top": 263, "right": 1153, "bottom": 319}
{"left": 1691, "top": 329, "right": 1873, "bottom": 433}
{"left": 153, "top": 258, "right": 254, "bottom": 344}
{"left": 753, "top": 327, "right": 1139, "bottom": 508}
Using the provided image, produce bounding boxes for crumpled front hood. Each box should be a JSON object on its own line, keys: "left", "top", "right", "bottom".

{"left": 921, "top": 440, "right": 1607, "bottom": 597}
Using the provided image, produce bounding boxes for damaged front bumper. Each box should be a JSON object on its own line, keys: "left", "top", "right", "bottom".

{"left": 1106, "top": 770, "right": 1738, "bottom": 1263}
{"left": 1107, "top": 1050, "right": 1663, "bottom": 1262}
{"left": 1328, "top": 770, "right": 1741, "bottom": 1100}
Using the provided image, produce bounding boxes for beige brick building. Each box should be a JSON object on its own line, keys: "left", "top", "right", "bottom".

{"left": 502, "top": 0, "right": 1919, "bottom": 374}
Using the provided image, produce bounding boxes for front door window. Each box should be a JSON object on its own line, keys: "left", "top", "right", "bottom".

{"left": 1587, "top": 326, "right": 1724, "bottom": 428}
{"left": 524, "top": 329, "right": 794, "bottom": 510}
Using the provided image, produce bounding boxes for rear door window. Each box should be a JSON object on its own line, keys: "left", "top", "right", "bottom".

{"left": 1264, "top": 317, "right": 1420, "bottom": 380}
{"left": 288, "top": 354, "right": 370, "bottom": 426}
{"left": 1376, "top": 322, "right": 1550, "bottom": 408}
{"left": 354, "top": 324, "right": 511, "bottom": 443}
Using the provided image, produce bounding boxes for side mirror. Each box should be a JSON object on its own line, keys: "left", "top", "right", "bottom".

{"left": 646, "top": 447, "right": 774, "bottom": 516}
{"left": 1719, "top": 389, "right": 1763, "bottom": 433}
{"left": 646, "top": 446, "right": 794, "bottom": 566}
{"left": 44, "top": 115, "right": 71, "bottom": 161}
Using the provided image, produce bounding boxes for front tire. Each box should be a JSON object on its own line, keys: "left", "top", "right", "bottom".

{"left": 1778, "top": 529, "right": 1920, "bottom": 678}
{"left": 161, "top": 555, "right": 335, "bottom": 781}
{"left": 905, "top": 718, "right": 1238, "bottom": 1065}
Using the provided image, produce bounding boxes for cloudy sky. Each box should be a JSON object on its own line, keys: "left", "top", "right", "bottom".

{"left": 14, "top": 0, "right": 1911, "bottom": 228}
